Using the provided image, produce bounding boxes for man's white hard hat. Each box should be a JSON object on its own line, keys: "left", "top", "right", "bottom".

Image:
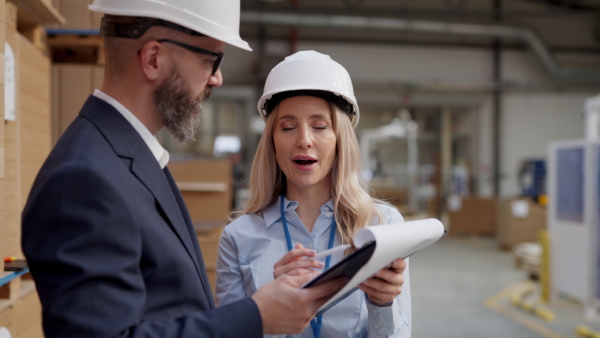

{"left": 257, "top": 50, "right": 359, "bottom": 127}
{"left": 88, "top": 0, "right": 251, "bottom": 51}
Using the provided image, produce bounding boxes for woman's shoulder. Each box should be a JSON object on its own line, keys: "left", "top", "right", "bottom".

{"left": 373, "top": 201, "right": 404, "bottom": 224}
{"left": 226, "top": 212, "right": 264, "bottom": 231}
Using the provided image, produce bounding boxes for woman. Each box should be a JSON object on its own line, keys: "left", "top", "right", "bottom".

{"left": 216, "top": 50, "right": 411, "bottom": 337}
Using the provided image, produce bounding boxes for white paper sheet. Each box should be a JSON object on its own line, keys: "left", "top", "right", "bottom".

{"left": 314, "top": 218, "right": 445, "bottom": 313}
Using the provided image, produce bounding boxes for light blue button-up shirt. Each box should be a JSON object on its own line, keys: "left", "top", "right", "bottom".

{"left": 216, "top": 197, "right": 411, "bottom": 337}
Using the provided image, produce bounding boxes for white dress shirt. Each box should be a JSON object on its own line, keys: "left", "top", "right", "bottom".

{"left": 93, "top": 89, "right": 169, "bottom": 168}
{"left": 217, "top": 197, "right": 411, "bottom": 338}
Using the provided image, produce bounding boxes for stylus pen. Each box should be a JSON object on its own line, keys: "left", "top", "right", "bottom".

{"left": 304, "top": 244, "right": 351, "bottom": 261}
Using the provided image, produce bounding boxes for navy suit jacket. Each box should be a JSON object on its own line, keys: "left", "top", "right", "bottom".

{"left": 22, "top": 96, "right": 262, "bottom": 337}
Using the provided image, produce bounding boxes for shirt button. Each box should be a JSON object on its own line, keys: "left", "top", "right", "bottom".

{"left": 374, "top": 324, "right": 381, "bottom": 329}
{"left": 326, "top": 212, "right": 333, "bottom": 218}
{"left": 308, "top": 243, "right": 314, "bottom": 249}
{"left": 371, "top": 309, "right": 379, "bottom": 314}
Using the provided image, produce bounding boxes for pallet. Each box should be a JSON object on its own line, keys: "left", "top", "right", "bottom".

{"left": 47, "top": 33, "right": 105, "bottom": 64}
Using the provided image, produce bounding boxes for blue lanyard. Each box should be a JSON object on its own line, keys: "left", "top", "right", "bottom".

{"left": 280, "top": 195, "right": 336, "bottom": 338}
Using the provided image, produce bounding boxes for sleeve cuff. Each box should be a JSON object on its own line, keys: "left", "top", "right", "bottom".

{"left": 366, "top": 297, "right": 397, "bottom": 335}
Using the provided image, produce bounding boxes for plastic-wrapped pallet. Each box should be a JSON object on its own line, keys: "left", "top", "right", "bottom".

{"left": 513, "top": 242, "right": 542, "bottom": 279}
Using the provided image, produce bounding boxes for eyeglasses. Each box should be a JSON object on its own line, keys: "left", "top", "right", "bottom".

{"left": 157, "top": 39, "right": 224, "bottom": 76}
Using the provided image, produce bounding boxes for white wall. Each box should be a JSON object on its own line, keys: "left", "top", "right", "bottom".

{"left": 221, "top": 38, "right": 600, "bottom": 197}
{"left": 500, "top": 91, "right": 593, "bottom": 197}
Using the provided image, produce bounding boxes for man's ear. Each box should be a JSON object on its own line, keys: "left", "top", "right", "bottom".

{"left": 138, "top": 40, "right": 163, "bottom": 81}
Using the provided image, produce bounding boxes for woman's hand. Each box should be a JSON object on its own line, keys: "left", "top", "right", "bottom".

{"left": 358, "top": 258, "right": 407, "bottom": 306}
{"left": 273, "top": 243, "right": 325, "bottom": 279}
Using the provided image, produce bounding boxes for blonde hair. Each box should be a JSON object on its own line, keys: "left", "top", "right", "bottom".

{"left": 241, "top": 100, "right": 388, "bottom": 248}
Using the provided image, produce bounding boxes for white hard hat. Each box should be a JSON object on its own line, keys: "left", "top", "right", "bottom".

{"left": 88, "top": 0, "right": 252, "bottom": 51}
{"left": 258, "top": 50, "right": 359, "bottom": 127}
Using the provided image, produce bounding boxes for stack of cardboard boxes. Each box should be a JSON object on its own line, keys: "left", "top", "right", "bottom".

{"left": 0, "top": 0, "right": 64, "bottom": 336}
{"left": 447, "top": 195, "right": 547, "bottom": 249}
{"left": 371, "top": 186, "right": 411, "bottom": 216}
{"left": 49, "top": 0, "right": 104, "bottom": 144}
{"left": 168, "top": 159, "right": 233, "bottom": 296}
{"left": 0, "top": 0, "right": 6, "bottom": 278}
{"left": 50, "top": 64, "right": 103, "bottom": 142}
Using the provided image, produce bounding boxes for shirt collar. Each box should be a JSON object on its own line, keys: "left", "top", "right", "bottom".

{"left": 93, "top": 89, "right": 170, "bottom": 169}
{"left": 262, "top": 196, "right": 334, "bottom": 228}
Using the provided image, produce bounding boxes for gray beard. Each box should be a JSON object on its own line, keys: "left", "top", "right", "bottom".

{"left": 153, "top": 67, "right": 212, "bottom": 143}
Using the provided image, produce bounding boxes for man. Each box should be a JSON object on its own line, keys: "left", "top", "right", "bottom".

{"left": 21, "top": 1, "right": 343, "bottom": 337}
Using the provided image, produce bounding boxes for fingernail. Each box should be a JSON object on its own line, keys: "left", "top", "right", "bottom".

{"left": 318, "top": 261, "right": 324, "bottom": 267}
{"left": 392, "top": 261, "right": 398, "bottom": 267}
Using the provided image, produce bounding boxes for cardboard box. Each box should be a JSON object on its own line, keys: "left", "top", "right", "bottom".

{"left": 497, "top": 198, "right": 547, "bottom": 249}
{"left": 18, "top": 34, "right": 51, "bottom": 207}
{"left": 205, "top": 263, "right": 217, "bottom": 298}
{"left": 20, "top": 24, "right": 47, "bottom": 53}
{"left": 0, "top": 10, "right": 48, "bottom": 338}
{"left": 197, "top": 234, "right": 222, "bottom": 265}
{"left": 168, "top": 159, "right": 233, "bottom": 222}
{"left": 1, "top": 26, "right": 52, "bottom": 260}
{"left": 448, "top": 197, "right": 497, "bottom": 236}
{"left": 57, "top": 0, "right": 103, "bottom": 29}
{"left": 5, "top": 2, "right": 17, "bottom": 30}
{"left": 371, "top": 186, "right": 408, "bottom": 207}
{"left": 51, "top": 64, "right": 104, "bottom": 143}
{"left": 3, "top": 117, "right": 19, "bottom": 258}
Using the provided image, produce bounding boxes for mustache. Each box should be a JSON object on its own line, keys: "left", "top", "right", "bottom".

{"left": 200, "top": 86, "right": 213, "bottom": 101}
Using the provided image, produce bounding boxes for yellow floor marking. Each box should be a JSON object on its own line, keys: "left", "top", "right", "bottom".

{"left": 484, "top": 281, "right": 567, "bottom": 338}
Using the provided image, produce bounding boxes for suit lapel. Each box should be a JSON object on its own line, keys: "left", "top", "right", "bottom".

{"left": 129, "top": 159, "right": 205, "bottom": 277}
{"left": 163, "top": 167, "right": 216, "bottom": 307}
{"left": 79, "top": 96, "right": 210, "bottom": 296}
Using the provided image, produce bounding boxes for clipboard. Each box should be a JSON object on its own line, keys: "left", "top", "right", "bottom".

{"left": 302, "top": 218, "right": 445, "bottom": 316}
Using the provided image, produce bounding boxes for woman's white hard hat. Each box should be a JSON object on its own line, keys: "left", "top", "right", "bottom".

{"left": 258, "top": 50, "right": 360, "bottom": 127}
{"left": 88, "top": 0, "right": 252, "bottom": 51}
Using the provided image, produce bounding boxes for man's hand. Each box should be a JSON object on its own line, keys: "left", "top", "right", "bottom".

{"left": 252, "top": 272, "right": 345, "bottom": 334}
{"left": 358, "top": 258, "right": 407, "bottom": 306}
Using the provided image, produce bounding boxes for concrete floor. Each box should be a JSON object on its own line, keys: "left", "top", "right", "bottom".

{"left": 409, "top": 228, "right": 599, "bottom": 338}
